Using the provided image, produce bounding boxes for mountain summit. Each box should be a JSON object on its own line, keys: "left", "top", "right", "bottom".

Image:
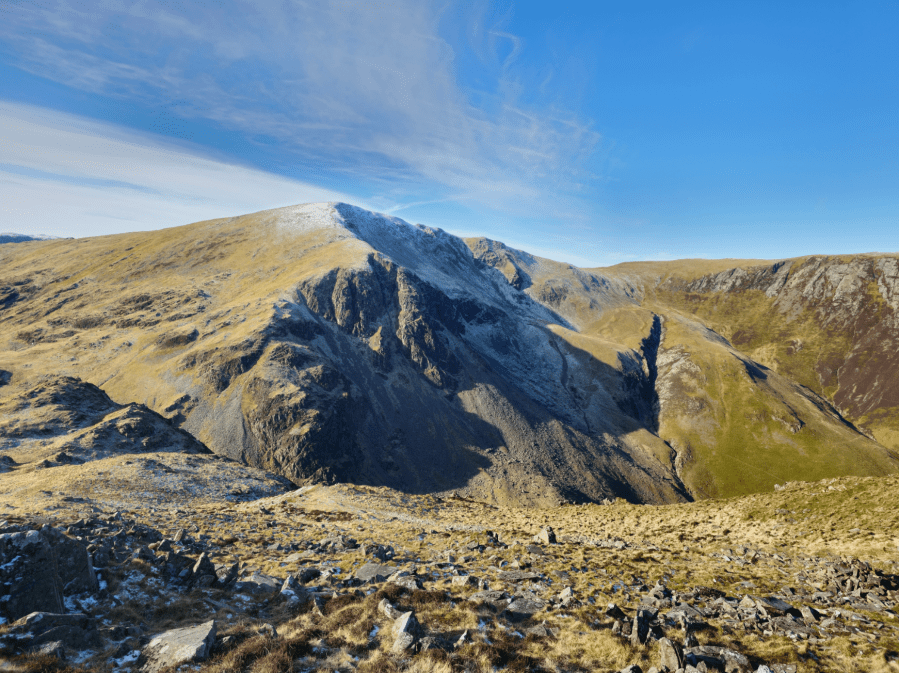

{"left": 1, "top": 203, "right": 896, "bottom": 505}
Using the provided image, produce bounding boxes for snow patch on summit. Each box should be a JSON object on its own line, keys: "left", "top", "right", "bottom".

{"left": 273, "top": 202, "right": 532, "bottom": 306}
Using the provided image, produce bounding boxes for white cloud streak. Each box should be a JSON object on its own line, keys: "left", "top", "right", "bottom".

{"left": 0, "top": 101, "right": 363, "bottom": 237}
{"left": 0, "top": 0, "right": 602, "bottom": 222}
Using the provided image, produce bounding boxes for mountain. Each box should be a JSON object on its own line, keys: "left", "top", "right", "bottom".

{"left": 0, "top": 233, "right": 64, "bottom": 245}
{"left": 0, "top": 203, "right": 896, "bottom": 505}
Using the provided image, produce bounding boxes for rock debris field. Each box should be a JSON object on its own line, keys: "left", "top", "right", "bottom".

{"left": 3, "top": 479, "right": 899, "bottom": 672}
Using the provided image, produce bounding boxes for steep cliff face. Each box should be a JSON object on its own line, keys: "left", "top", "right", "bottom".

{"left": 650, "top": 255, "right": 899, "bottom": 450}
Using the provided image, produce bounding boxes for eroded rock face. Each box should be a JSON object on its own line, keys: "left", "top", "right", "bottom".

{"left": 180, "top": 231, "right": 690, "bottom": 505}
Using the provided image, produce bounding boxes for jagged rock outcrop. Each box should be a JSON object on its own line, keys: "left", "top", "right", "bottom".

{"left": 0, "top": 376, "right": 211, "bottom": 471}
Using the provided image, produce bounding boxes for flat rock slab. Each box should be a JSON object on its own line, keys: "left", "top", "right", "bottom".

{"left": 498, "top": 570, "right": 541, "bottom": 582}
{"left": 467, "top": 590, "right": 508, "bottom": 605}
{"left": 355, "top": 562, "right": 397, "bottom": 584}
{"left": 233, "top": 571, "right": 282, "bottom": 595}
{"left": 139, "top": 619, "right": 216, "bottom": 673}
{"left": 504, "top": 598, "right": 546, "bottom": 621}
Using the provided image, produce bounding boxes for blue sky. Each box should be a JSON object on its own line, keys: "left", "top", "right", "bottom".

{"left": 1, "top": 1, "right": 897, "bottom": 266}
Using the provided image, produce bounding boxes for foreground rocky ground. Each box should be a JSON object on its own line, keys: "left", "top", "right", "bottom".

{"left": 3, "top": 477, "right": 899, "bottom": 672}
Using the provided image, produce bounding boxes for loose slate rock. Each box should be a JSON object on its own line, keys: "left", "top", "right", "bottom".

{"left": 687, "top": 645, "right": 750, "bottom": 673}
{"left": 234, "top": 571, "right": 282, "bottom": 595}
{"left": 754, "top": 596, "right": 794, "bottom": 615}
{"left": 138, "top": 620, "right": 217, "bottom": 673}
{"left": 356, "top": 562, "right": 397, "bottom": 584}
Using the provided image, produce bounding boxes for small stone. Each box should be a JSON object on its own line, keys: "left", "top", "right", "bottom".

{"left": 391, "top": 611, "right": 423, "bottom": 654}
{"left": 658, "top": 637, "right": 685, "bottom": 671}
{"left": 215, "top": 562, "right": 239, "bottom": 586}
{"left": 533, "top": 526, "right": 557, "bottom": 545}
{"left": 379, "top": 598, "right": 403, "bottom": 620}
{"left": 280, "top": 575, "right": 307, "bottom": 603}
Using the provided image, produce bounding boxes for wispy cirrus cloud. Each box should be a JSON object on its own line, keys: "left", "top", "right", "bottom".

{"left": 0, "top": 0, "right": 603, "bottom": 223}
{"left": 0, "top": 101, "right": 363, "bottom": 237}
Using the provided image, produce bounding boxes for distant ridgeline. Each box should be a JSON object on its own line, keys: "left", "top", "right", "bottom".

{"left": 0, "top": 233, "right": 66, "bottom": 244}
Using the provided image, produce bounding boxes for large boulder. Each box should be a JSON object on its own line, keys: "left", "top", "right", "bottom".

{"left": 658, "top": 637, "right": 685, "bottom": 671}
{"left": 0, "top": 530, "right": 64, "bottom": 621}
{"left": 138, "top": 620, "right": 217, "bottom": 673}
